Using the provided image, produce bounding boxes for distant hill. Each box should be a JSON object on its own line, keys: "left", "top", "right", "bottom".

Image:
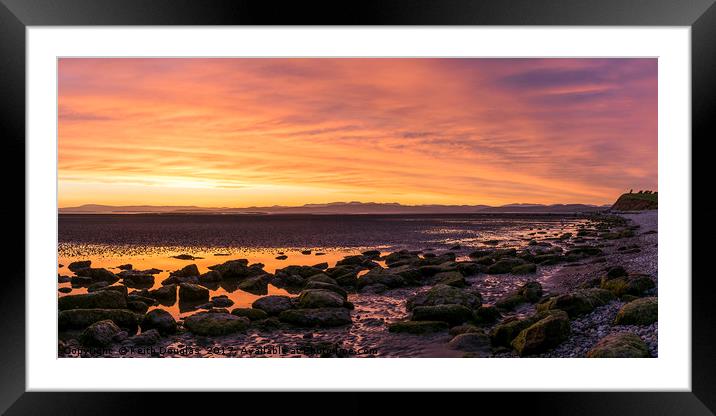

{"left": 611, "top": 192, "right": 658, "bottom": 211}
{"left": 59, "top": 201, "right": 608, "bottom": 215}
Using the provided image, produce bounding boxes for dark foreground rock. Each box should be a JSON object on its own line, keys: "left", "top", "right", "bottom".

{"left": 449, "top": 332, "right": 491, "bottom": 354}
{"left": 140, "top": 309, "right": 177, "bottom": 335}
{"left": 586, "top": 332, "right": 651, "bottom": 358}
{"left": 252, "top": 295, "right": 294, "bottom": 315}
{"left": 411, "top": 304, "right": 472, "bottom": 325}
{"left": 406, "top": 284, "right": 482, "bottom": 311}
{"left": 58, "top": 290, "right": 127, "bottom": 311}
{"left": 183, "top": 312, "right": 250, "bottom": 336}
{"left": 537, "top": 288, "right": 615, "bottom": 318}
{"left": 279, "top": 308, "right": 352, "bottom": 327}
{"left": 59, "top": 309, "right": 140, "bottom": 332}
{"left": 80, "top": 319, "right": 121, "bottom": 347}
{"left": 614, "top": 297, "right": 658, "bottom": 325}
{"left": 511, "top": 310, "right": 570, "bottom": 356}
{"left": 388, "top": 320, "right": 448, "bottom": 334}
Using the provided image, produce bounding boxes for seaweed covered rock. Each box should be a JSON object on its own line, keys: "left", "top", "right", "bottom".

{"left": 511, "top": 310, "right": 570, "bottom": 356}
{"left": 586, "top": 332, "right": 651, "bottom": 358}
{"left": 278, "top": 308, "right": 352, "bottom": 327}
{"left": 486, "top": 258, "right": 526, "bottom": 274}
{"left": 231, "top": 308, "right": 269, "bottom": 321}
{"left": 58, "top": 290, "right": 127, "bottom": 311}
{"left": 411, "top": 304, "right": 473, "bottom": 325}
{"left": 68, "top": 260, "right": 91, "bottom": 272}
{"left": 406, "top": 284, "right": 482, "bottom": 311}
{"left": 140, "top": 309, "right": 177, "bottom": 335}
{"left": 59, "top": 309, "right": 141, "bottom": 332}
{"left": 388, "top": 320, "right": 448, "bottom": 334}
{"left": 80, "top": 319, "right": 121, "bottom": 347}
{"left": 435, "top": 271, "right": 467, "bottom": 288}
{"left": 537, "top": 288, "right": 615, "bottom": 318}
{"left": 357, "top": 268, "right": 407, "bottom": 289}
{"left": 296, "top": 289, "right": 347, "bottom": 309}
{"left": 178, "top": 283, "right": 210, "bottom": 302}
{"left": 252, "top": 295, "right": 294, "bottom": 316}
{"left": 183, "top": 312, "right": 250, "bottom": 336}
{"left": 614, "top": 297, "right": 658, "bottom": 325}
{"left": 73, "top": 267, "right": 119, "bottom": 283}
{"left": 600, "top": 273, "right": 655, "bottom": 297}
{"left": 169, "top": 264, "right": 200, "bottom": 278}
{"left": 495, "top": 281, "right": 543, "bottom": 310}
{"left": 448, "top": 331, "right": 491, "bottom": 354}
{"left": 473, "top": 305, "right": 502, "bottom": 325}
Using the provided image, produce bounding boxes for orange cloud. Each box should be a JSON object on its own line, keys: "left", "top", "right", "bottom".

{"left": 58, "top": 58, "right": 657, "bottom": 207}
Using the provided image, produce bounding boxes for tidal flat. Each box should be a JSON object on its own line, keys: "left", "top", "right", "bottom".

{"left": 57, "top": 212, "right": 658, "bottom": 358}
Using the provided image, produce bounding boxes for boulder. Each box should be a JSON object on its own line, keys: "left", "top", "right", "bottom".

{"left": 129, "top": 329, "right": 161, "bottom": 346}
{"left": 121, "top": 273, "right": 155, "bottom": 287}
{"left": 58, "top": 309, "right": 140, "bottom": 332}
{"left": 211, "top": 295, "right": 235, "bottom": 308}
{"left": 486, "top": 258, "right": 525, "bottom": 274}
{"left": 388, "top": 320, "right": 448, "bottom": 334}
{"left": 68, "top": 260, "right": 91, "bottom": 271}
{"left": 58, "top": 290, "right": 127, "bottom": 311}
{"left": 357, "top": 268, "right": 406, "bottom": 289}
{"left": 184, "top": 312, "right": 250, "bottom": 336}
{"left": 306, "top": 273, "right": 339, "bottom": 285}
{"left": 312, "top": 262, "right": 329, "bottom": 270}
{"left": 600, "top": 273, "right": 655, "bottom": 297}
{"left": 231, "top": 308, "right": 269, "bottom": 321}
{"left": 178, "top": 283, "right": 209, "bottom": 302}
{"left": 80, "top": 319, "right": 121, "bottom": 347}
{"left": 614, "top": 297, "right": 658, "bottom": 325}
{"left": 127, "top": 300, "right": 149, "bottom": 314}
{"left": 237, "top": 275, "right": 271, "bottom": 294}
{"left": 448, "top": 332, "right": 491, "bottom": 354}
{"left": 90, "top": 284, "right": 128, "bottom": 298}
{"left": 449, "top": 324, "right": 483, "bottom": 336}
{"left": 586, "top": 332, "right": 651, "bottom": 358}
{"left": 435, "top": 271, "right": 467, "bottom": 288}
{"left": 149, "top": 284, "right": 177, "bottom": 303}
{"left": 411, "top": 304, "right": 472, "bottom": 325}
{"left": 297, "top": 289, "right": 346, "bottom": 309}
{"left": 512, "top": 263, "right": 537, "bottom": 274}
{"left": 304, "top": 281, "right": 348, "bottom": 298}
{"left": 73, "top": 267, "right": 119, "bottom": 283}
{"left": 537, "top": 288, "right": 615, "bottom": 318}
{"left": 511, "top": 310, "right": 570, "bottom": 356}
{"left": 278, "top": 308, "right": 352, "bottom": 327}
{"left": 170, "top": 264, "right": 200, "bottom": 278}
{"left": 473, "top": 305, "right": 501, "bottom": 325}
{"left": 406, "top": 284, "right": 482, "bottom": 311}
{"left": 252, "top": 295, "right": 294, "bottom": 315}
{"left": 140, "top": 309, "right": 177, "bottom": 335}
{"left": 198, "top": 270, "right": 222, "bottom": 283}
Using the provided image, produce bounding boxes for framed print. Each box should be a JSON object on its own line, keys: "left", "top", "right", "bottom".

{"left": 1, "top": 0, "right": 712, "bottom": 414}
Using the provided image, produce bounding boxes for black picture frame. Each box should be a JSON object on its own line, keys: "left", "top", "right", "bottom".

{"left": 1, "top": 0, "right": 711, "bottom": 414}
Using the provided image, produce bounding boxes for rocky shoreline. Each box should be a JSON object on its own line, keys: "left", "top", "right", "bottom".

{"left": 58, "top": 211, "right": 657, "bottom": 358}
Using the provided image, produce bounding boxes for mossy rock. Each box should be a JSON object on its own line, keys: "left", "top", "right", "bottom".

{"left": 435, "top": 271, "right": 467, "bottom": 287}
{"left": 58, "top": 290, "right": 127, "bottom": 311}
{"left": 512, "top": 263, "right": 537, "bottom": 274}
{"left": 59, "top": 308, "right": 141, "bottom": 333}
{"left": 251, "top": 295, "right": 294, "bottom": 316}
{"left": 411, "top": 304, "right": 473, "bottom": 325}
{"left": 304, "top": 281, "right": 348, "bottom": 298}
{"left": 614, "top": 297, "right": 658, "bottom": 325}
{"left": 487, "top": 258, "right": 525, "bottom": 274}
{"left": 473, "top": 305, "right": 501, "bottom": 325}
{"left": 511, "top": 310, "right": 570, "bottom": 356}
{"left": 183, "top": 312, "right": 250, "bottom": 336}
{"left": 231, "top": 307, "right": 269, "bottom": 321}
{"left": 490, "top": 310, "right": 565, "bottom": 347}
{"left": 495, "top": 293, "right": 526, "bottom": 310}
{"left": 537, "top": 288, "right": 615, "bottom": 318}
{"left": 586, "top": 333, "right": 650, "bottom": 357}
{"left": 449, "top": 324, "right": 483, "bottom": 336}
{"left": 296, "top": 289, "right": 346, "bottom": 309}
{"left": 306, "top": 273, "right": 339, "bottom": 285}
{"left": 140, "top": 308, "right": 177, "bottom": 335}
{"left": 448, "top": 332, "right": 491, "bottom": 354}
{"left": 600, "top": 274, "right": 655, "bottom": 297}
{"left": 80, "top": 319, "right": 121, "bottom": 347}
{"left": 406, "top": 284, "right": 482, "bottom": 311}
{"left": 388, "top": 320, "right": 448, "bottom": 334}
{"left": 278, "top": 307, "right": 352, "bottom": 327}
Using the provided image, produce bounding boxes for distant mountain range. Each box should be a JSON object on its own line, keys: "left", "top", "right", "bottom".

{"left": 59, "top": 201, "right": 610, "bottom": 215}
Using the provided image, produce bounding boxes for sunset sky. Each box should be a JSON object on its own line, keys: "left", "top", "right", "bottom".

{"left": 58, "top": 58, "right": 657, "bottom": 208}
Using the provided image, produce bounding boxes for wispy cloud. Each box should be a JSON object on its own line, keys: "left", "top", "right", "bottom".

{"left": 58, "top": 58, "right": 657, "bottom": 207}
